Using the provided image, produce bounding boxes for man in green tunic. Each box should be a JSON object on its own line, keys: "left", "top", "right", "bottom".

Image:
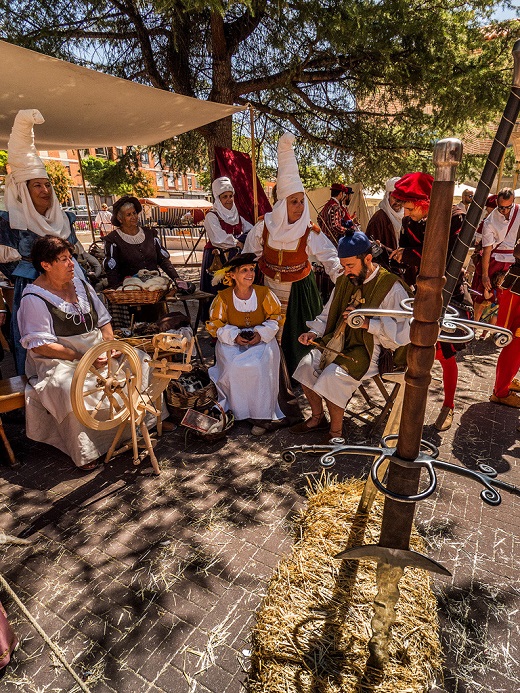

{"left": 290, "top": 231, "right": 411, "bottom": 441}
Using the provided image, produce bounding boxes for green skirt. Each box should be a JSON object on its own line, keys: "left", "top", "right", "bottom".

{"left": 282, "top": 272, "right": 323, "bottom": 377}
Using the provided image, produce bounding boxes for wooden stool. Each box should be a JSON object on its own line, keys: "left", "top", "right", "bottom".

{"left": 347, "top": 372, "right": 405, "bottom": 432}
{"left": 0, "top": 376, "right": 27, "bottom": 467}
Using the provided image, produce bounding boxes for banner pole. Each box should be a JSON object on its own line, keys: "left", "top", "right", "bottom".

{"left": 76, "top": 149, "right": 96, "bottom": 244}
{"left": 249, "top": 105, "right": 259, "bottom": 223}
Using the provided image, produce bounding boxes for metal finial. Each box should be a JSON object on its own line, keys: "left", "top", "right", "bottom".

{"left": 433, "top": 138, "right": 463, "bottom": 181}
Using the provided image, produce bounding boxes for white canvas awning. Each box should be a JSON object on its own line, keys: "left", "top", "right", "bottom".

{"left": 140, "top": 198, "right": 212, "bottom": 210}
{"left": 0, "top": 40, "right": 246, "bottom": 149}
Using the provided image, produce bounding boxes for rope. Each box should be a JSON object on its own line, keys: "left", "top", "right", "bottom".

{"left": 0, "top": 572, "right": 91, "bottom": 693}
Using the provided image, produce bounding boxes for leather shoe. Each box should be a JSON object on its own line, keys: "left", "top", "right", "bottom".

{"left": 434, "top": 406, "right": 454, "bottom": 431}
{"left": 490, "top": 392, "right": 520, "bottom": 408}
{"left": 289, "top": 415, "right": 329, "bottom": 434}
{"left": 510, "top": 378, "right": 520, "bottom": 393}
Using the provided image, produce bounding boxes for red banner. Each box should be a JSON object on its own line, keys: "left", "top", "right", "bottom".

{"left": 214, "top": 147, "right": 272, "bottom": 225}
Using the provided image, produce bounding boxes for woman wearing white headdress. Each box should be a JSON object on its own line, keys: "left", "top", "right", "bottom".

{"left": 200, "top": 177, "right": 253, "bottom": 297}
{"left": 0, "top": 109, "right": 79, "bottom": 374}
{"left": 243, "top": 133, "right": 342, "bottom": 376}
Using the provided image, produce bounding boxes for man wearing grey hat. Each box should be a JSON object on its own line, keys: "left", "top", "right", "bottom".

{"left": 290, "top": 230, "right": 411, "bottom": 442}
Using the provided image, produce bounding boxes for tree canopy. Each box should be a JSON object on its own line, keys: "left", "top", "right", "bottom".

{"left": 1, "top": 1, "right": 517, "bottom": 187}
{"left": 44, "top": 160, "right": 74, "bottom": 205}
{"left": 81, "top": 152, "right": 157, "bottom": 198}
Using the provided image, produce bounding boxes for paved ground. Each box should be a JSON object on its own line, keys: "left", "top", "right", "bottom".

{"left": 0, "top": 333, "right": 519, "bottom": 693}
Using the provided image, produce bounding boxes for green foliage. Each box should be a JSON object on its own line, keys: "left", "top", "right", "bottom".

{"left": 44, "top": 160, "right": 74, "bottom": 205}
{"left": 1, "top": 1, "right": 517, "bottom": 188}
{"left": 81, "top": 153, "right": 157, "bottom": 197}
{"left": 0, "top": 150, "right": 7, "bottom": 175}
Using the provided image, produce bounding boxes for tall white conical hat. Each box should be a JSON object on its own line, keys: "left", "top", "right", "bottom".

{"left": 263, "top": 132, "right": 310, "bottom": 243}
{"left": 275, "top": 132, "right": 304, "bottom": 200}
{"left": 4, "top": 109, "right": 70, "bottom": 238}
{"left": 7, "top": 109, "right": 48, "bottom": 184}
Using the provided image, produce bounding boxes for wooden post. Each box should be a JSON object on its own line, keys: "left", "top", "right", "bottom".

{"left": 76, "top": 149, "right": 96, "bottom": 244}
{"left": 249, "top": 105, "right": 259, "bottom": 223}
{"left": 379, "top": 139, "right": 463, "bottom": 551}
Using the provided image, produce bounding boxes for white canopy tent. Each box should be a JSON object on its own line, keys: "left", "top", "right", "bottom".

{"left": 0, "top": 40, "right": 246, "bottom": 149}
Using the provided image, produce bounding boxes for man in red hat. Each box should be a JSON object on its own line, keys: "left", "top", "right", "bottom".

{"left": 389, "top": 172, "right": 467, "bottom": 432}
{"left": 318, "top": 183, "right": 354, "bottom": 246}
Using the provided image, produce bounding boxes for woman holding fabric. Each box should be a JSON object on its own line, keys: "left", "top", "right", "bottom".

{"left": 243, "top": 133, "right": 342, "bottom": 376}
{"left": 206, "top": 253, "right": 284, "bottom": 433}
{"left": 0, "top": 109, "right": 79, "bottom": 375}
{"left": 200, "top": 177, "right": 253, "bottom": 297}
{"left": 103, "top": 195, "right": 190, "bottom": 290}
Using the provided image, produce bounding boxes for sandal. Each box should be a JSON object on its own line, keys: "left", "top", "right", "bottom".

{"left": 78, "top": 461, "right": 100, "bottom": 472}
{"left": 289, "top": 414, "right": 328, "bottom": 434}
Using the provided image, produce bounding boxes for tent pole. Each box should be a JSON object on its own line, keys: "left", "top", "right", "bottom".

{"left": 76, "top": 149, "right": 96, "bottom": 244}
{"left": 249, "top": 105, "right": 259, "bottom": 223}
{"left": 495, "top": 149, "right": 506, "bottom": 194}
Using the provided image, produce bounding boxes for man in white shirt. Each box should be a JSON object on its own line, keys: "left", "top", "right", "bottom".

{"left": 455, "top": 188, "right": 474, "bottom": 212}
{"left": 289, "top": 231, "right": 411, "bottom": 441}
{"left": 478, "top": 188, "right": 519, "bottom": 297}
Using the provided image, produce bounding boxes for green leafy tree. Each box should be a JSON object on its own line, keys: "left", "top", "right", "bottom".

{"left": 1, "top": 1, "right": 517, "bottom": 187}
{"left": 81, "top": 153, "right": 157, "bottom": 198}
{"left": 0, "top": 150, "right": 7, "bottom": 175}
{"left": 44, "top": 160, "right": 74, "bottom": 205}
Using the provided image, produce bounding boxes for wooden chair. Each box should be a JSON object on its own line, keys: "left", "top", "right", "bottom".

{"left": 0, "top": 376, "right": 27, "bottom": 466}
{"left": 346, "top": 371, "right": 405, "bottom": 432}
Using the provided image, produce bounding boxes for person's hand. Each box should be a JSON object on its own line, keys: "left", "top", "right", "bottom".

{"left": 235, "top": 334, "right": 250, "bottom": 346}
{"left": 236, "top": 241, "right": 244, "bottom": 250}
{"left": 93, "top": 349, "right": 120, "bottom": 368}
{"left": 298, "top": 331, "right": 317, "bottom": 345}
{"left": 389, "top": 248, "right": 404, "bottom": 263}
{"left": 0, "top": 313, "right": 6, "bottom": 327}
{"left": 248, "top": 332, "right": 261, "bottom": 346}
{"left": 175, "top": 279, "right": 189, "bottom": 291}
{"left": 482, "top": 274, "right": 492, "bottom": 291}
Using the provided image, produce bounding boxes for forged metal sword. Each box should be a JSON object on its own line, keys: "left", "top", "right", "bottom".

{"left": 442, "top": 40, "right": 520, "bottom": 311}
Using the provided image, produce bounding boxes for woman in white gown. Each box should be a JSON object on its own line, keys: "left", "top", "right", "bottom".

{"left": 18, "top": 235, "right": 151, "bottom": 470}
{"left": 206, "top": 254, "right": 284, "bottom": 433}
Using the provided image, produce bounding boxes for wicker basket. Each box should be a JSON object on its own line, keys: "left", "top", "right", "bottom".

{"left": 103, "top": 287, "right": 169, "bottom": 305}
{"left": 166, "top": 367, "right": 217, "bottom": 410}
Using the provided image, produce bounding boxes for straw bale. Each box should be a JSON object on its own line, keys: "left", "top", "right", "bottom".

{"left": 249, "top": 475, "right": 442, "bottom": 692}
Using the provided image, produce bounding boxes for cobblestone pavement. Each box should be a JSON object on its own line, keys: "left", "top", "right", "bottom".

{"left": 0, "top": 336, "right": 519, "bottom": 692}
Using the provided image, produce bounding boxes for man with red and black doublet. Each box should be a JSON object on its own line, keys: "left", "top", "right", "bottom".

{"left": 317, "top": 183, "right": 354, "bottom": 246}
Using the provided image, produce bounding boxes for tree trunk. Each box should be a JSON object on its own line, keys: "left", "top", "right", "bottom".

{"left": 202, "top": 11, "right": 236, "bottom": 177}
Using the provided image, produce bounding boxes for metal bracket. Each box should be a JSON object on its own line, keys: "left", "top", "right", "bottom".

{"left": 283, "top": 433, "right": 520, "bottom": 507}
{"left": 346, "top": 299, "right": 513, "bottom": 346}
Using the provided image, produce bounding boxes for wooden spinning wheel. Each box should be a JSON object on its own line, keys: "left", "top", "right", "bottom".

{"left": 71, "top": 340, "right": 142, "bottom": 431}
{"left": 71, "top": 333, "right": 194, "bottom": 475}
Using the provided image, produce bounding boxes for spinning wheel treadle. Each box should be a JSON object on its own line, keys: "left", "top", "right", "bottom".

{"left": 71, "top": 340, "right": 142, "bottom": 431}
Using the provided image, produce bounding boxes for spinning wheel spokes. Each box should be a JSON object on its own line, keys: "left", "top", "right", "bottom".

{"left": 71, "top": 340, "right": 142, "bottom": 431}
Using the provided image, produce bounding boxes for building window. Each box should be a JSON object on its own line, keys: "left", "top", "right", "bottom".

{"left": 116, "top": 147, "right": 124, "bottom": 158}
{"left": 156, "top": 171, "right": 164, "bottom": 188}
{"left": 95, "top": 147, "right": 108, "bottom": 158}
{"left": 167, "top": 173, "right": 175, "bottom": 188}
{"left": 140, "top": 151, "right": 150, "bottom": 166}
